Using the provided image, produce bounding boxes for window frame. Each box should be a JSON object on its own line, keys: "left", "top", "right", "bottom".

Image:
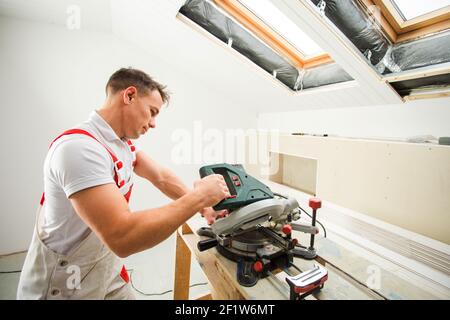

{"left": 367, "top": 0, "right": 450, "bottom": 43}
{"left": 212, "top": 0, "right": 449, "bottom": 72}
{"left": 213, "top": 0, "right": 333, "bottom": 69}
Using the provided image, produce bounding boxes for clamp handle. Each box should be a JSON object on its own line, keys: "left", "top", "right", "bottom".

{"left": 308, "top": 197, "right": 321, "bottom": 251}
{"left": 309, "top": 198, "right": 322, "bottom": 210}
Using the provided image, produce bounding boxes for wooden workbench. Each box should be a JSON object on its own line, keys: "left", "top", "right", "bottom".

{"left": 173, "top": 191, "right": 443, "bottom": 300}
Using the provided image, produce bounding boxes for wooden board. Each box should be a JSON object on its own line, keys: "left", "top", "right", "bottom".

{"left": 294, "top": 232, "right": 440, "bottom": 300}
{"left": 173, "top": 230, "right": 192, "bottom": 300}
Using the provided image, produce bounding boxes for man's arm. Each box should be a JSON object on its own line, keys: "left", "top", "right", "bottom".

{"left": 69, "top": 174, "right": 229, "bottom": 258}
{"left": 133, "top": 151, "right": 188, "bottom": 200}
{"left": 133, "top": 151, "right": 228, "bottom": 223}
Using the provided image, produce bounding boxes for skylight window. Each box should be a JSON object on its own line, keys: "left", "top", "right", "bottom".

{"left": 238, "top": 0, "right": 324, "bottom": 57}
{"left": 391, "top": 0, "right": 450, "bottom": 20}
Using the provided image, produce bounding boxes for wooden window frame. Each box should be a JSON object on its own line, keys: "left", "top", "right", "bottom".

{"left": 364, "top": 0, "right": 450, "bottom": 43}
{"left": 213, "top": 0, "right": 448, "bottom": 70}
{"left": 213, "top": 0, "right": 333, "bottom": 69}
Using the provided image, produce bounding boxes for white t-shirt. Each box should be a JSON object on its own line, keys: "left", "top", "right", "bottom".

{"left": 40, "top": 111, "right": 136, "bottom": 255}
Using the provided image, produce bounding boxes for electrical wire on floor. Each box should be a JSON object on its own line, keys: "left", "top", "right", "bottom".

{"left": 0, "top": 268, "right": 208, "bottom": 296}
{"left": 127, "top": 269, "right": 208, "bottom": 297}
{"left": 274, "top": 193, "right": 327, "bottom": 238}
{"left": 0, "top": 270, "right": 21, "bottom": 274}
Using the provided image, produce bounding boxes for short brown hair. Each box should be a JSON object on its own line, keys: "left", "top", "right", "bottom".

{"left": 106, "top": 67, "right": 170, "bottom": 103}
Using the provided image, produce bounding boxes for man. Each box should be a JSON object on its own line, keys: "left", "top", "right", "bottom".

{"left": 17, "top": 68, "right": 230, "bottom": 299}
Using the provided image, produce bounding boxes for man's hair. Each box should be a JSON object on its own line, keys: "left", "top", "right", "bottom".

{"left": 106, "top": 67, "right": 170, "bottom": 103}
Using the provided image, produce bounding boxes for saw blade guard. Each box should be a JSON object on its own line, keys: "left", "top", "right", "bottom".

{"left": 211, "top": 196, "right": 299, "bottom": 236}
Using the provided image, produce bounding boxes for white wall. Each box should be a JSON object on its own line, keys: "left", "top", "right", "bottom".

{"left": 0, "top": 16, "right": 257, "bottom": 254}
{"left": 257, "top": 98, "right": 450, "bottom": 140}
{"left": 256, "top": 97, "right": 450, "bottom": 243}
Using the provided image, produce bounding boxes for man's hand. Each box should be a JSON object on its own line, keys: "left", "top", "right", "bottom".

{"left": 200, "top": 207, "right": 228, "bottom": 225}
{"left": 193, "top": 174, "right": 230, "bottom": 208}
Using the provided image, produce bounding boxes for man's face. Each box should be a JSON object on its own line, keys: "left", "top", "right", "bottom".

{"left": 123, "top": 88, "right": 164, "bottom": 139}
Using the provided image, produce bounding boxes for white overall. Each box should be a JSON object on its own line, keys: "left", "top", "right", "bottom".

{"left": 17, "top": 129, "right": 137, "bottom": 300}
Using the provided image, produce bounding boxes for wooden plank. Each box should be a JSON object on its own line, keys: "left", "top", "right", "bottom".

{"left": 399, "top": 6, "right": 450, "bottom": 33}
{"left": 290, "top": 253, "right": 380, "bottom": 300}
{"left": 295, "top": 232, "right": 441, "bottom": 299}
{"left": 182, "top": 222, "right": 193, "bottom": 235}
{"left": 372, "top": 0, "right": 402, "bottom": 33}
{"left": 173, "top": 228, "right": 192, "bottom": 300}
{"left": 358, "top": 0, "right": 398, "bottom": 42}
{"left": 404, "top": 91, "right": 450, "bottom": 101}
{"left": 194, "top": 293, "right": 213, "bottom": 300}
{"left": 372, "top": 0, "right": 450, "bottom": 42}
{"left": 213, "top": 0, "right": 305, "bottom": 68}
{"left": 213, "top": 0, "right": 335, "bottom": 70}
{"left": 180, "top": 231, "right": 248, "bottom": 299}
{"left": 303, "top": 54, "right": 334, "bottom": 69}
{"left": 397, "top": 19, "right": 450, "bottom": 43}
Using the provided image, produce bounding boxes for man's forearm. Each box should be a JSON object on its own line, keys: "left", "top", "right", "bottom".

{"left": 156, "top": 169, "right": 190, "bottom": 200}
{"left": 134, "top": 151, "right": 190, "bottom": 200}
{"left": 115, "top": 190, "right": 206, "bottom": 257}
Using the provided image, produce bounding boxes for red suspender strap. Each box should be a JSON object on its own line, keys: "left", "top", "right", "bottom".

{"left": 50, "top": 129, "right": 121, "bottom": 185}
{"left": 120, "top": 265, "right": 130, "bottom": 283}
{"left": 49, "top": 129, "right": 118, "bottom": 162}
{"left": 124, "top": 185, "right": 133, "bottom": 203}
{"left": 126, "top": 139, "right": 137, "bottom": 167}
{"left": 40, "top": 193, "right": 45, "bottom": 206}
{"left": 126, "top": 139, "right": 135, "bottom": 152}
{"left": 40, "top": 129, "right": 128, "bottom": 205}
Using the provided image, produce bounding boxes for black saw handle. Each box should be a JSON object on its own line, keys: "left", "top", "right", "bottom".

{"left": 197, "top": 238, "right": 218, "bottom": 252}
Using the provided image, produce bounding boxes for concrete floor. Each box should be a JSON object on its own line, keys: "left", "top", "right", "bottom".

{"left": 0, "top": 234, "right": 209, "bottom": 300}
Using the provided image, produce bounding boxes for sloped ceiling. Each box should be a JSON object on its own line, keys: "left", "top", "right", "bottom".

{"left": 0, "top": 0, "right": 405, "bottom": 112}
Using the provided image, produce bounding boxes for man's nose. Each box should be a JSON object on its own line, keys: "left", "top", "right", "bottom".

{"left": 149, "top": 119, "right": 156, "bottom": 128}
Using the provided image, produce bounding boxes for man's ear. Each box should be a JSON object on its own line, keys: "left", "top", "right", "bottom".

{"left": 123, "top": 86, "right": 137, "bottom": 104}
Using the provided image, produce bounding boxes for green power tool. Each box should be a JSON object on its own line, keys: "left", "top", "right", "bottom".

{"left": 199, "top": 163, "right": 274, "bottom": 211}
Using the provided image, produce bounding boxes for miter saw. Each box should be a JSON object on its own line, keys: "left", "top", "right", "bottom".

{"left": 196, "top": 163, "right": 328, "bottom": 300}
